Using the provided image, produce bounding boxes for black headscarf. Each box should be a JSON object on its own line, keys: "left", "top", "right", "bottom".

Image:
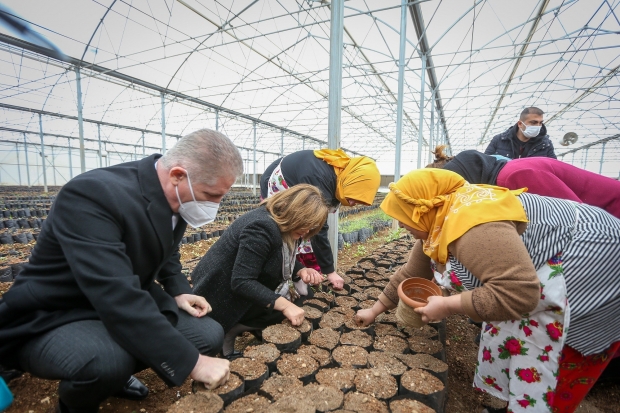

{"left": 442, "top": 150, "right": 508, "bottom": 185}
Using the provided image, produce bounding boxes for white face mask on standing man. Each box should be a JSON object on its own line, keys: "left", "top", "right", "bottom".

{"left": 175, "top": 170, "right": 220, "bottom": 228}
{"left": 519, "top": 121, "right": 542, "bottom": 138}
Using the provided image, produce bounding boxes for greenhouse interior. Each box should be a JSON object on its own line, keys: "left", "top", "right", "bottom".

{"left": 0, "top": 0, "right": 619, "bottom": 412}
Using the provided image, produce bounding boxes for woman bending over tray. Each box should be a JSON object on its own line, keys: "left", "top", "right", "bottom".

{"left": 192, "top": 184, "right": 328, "bottom": 357}
{"left": 355, "top": 169, "right": 620, "bottom": 413}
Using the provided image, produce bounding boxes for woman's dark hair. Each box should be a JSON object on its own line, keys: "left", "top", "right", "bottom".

{"left": 425, "top": 145, "right": 454, "bottom": 169}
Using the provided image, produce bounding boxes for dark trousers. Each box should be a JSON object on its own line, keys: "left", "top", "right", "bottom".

{"left": 17, "top": 312, "right": 223, "bottom": 412}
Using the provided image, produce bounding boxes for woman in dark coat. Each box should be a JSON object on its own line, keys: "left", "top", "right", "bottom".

{"left": 192, "top": 184, "right": 328, "bottom": 356}
{"left": 260, "top": 149, "right": 381, "bottom": 289}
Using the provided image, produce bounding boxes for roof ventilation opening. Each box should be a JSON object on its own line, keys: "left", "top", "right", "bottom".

{"left": 561, "top": 132, "right": 578, "bottom": 146}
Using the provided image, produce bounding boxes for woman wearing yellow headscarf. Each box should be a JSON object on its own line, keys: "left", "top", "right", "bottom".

{"left": 260, "top": 148, "right": 380, "bottom": 289}
{"left": 355, "top": 169, "right": 620, "bottom": 413}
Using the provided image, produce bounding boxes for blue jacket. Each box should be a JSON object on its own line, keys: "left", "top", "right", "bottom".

{"left": 484, "top": 124, "right": 556, "bottom": 159}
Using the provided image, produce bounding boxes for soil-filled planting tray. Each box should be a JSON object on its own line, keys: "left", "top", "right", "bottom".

{"left": 305, "top": 298, "right": 330, "bottom": 312}
{"left": 367, "top": 352, "right": 408, "bottom": 380}
{"left": 319, "top": 310, "right": 347, "bottom": 331}
{"left": 309, "top": 328, "right": 341, "bottom": 350}
{"left": 340, "top": 330, "right": 373, "bottom": 351}
{"left": 375, "top": 312, "right": 398, "bottom": 325}
{"left": 243, "top": 343, "right": 280, "bottom": 374}
{"left": 282, "top": 318, "right": 313, "bottom": 341}
{"left": 262, "top": 324, "right": 302, "bottom": 353}
{"left": 343, "top": 391, "right": 389, "bottom": 413}
{"left": 374, "top": 323, "right": 407, "bottom": 339}
{"left": 358, "top": 260, "right": 375, "bottom": 271}
{"left": 390, "top": 398, "right": 436, "bottom": 413}
{"left": 403, "top": 324, "right": 439, "bottom": 340}
{"left": 407, "top": 337, "right": 445, "bottom": 361}
{"left": 194, "top": 372, "right": 244, "bottom": 406}
{"left": 315, "top": 368, "right": 357, "bottom": 393}
{"left": 399, "top": 368, "right": 446, "bottom": 412}
{"left": 358, "top": 299, "right": 376, "bottom": 310}
{"left": 332, "top": 345, "right": 369, "bottom": 368}
{"left": 351, "top": 291, "right": 369, "bottom": 301}
{"left": 313, "top": 292, "right": 335, "bottom": 307}
{"left": 229, "top": 357, "right": 269, "bottom": 391}
{"left": 373, "top": 335, "right": 409, "bottom": 354}
{"left": 223, "top": 394, "right": 272, "bottom": 413}
{"left": 303, "top": 305, "right": 324, "bottom": 329}
{"left": 335, "top": 296, "right": 359, "bottom": 309}
{"left": 343, "top": 318, "right": 375, "bottom": 336}
{"left": 259, "top": 374, "right": 303, "bottom": 400}
{"left": 270, "top": 394, "right": 316, "bottom": 413}
{"left": 276, "top": 353, "right": 319, "bottom": 384}
{"left": 333, "top": 284, "right": 352, "bottom": 295}
{"left": 302, "top": 383, "right": 345, "bottom": 412}
{"left": 329, "top": 306, "right": 356, "bottom": 318}
{"left": 297, "top": 344, "right": 333, "bottom": 367}
{"left": 354, "top": 278, "right": 373, "bottom": 288}
{"left": 395, "top": 354, "right": 448, "bottom": 384}
{"left": 167, "top": 392, "right": 224, "bottom": 413}
{"left": 354, "top": 369, "right": 398, "bottom": 401}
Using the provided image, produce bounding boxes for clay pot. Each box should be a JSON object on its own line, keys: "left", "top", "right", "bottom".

{"left": 396, "top": 278, "right": 442, "bottom": 328}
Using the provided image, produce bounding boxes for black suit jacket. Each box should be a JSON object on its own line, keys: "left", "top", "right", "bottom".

{"left": 191, "top": 206, "right": 304, "bottom": 332}
{"left": 0, "top": 154, "right": 198, "bottom": 385}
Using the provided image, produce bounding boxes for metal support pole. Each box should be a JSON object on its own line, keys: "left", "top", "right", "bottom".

{"left": 280, "top": 130, "right": 284, "bottom": 157}
{"left": 15, "top": 142, "right": 21, "bottom": 186}
{"left": 68, "top": 138, "right": 73, "bottom": 179}
{"left": 75, "top": 66, "right": 86, "bottom": 173}
{"left": 326, "top": 0, "right": 345, "bottom": 272}
{"left": 38, "top": 114, "right": 48, "bottom": 192}
{"left": 252, "top": 122, "right": 257, "bottom": 196}
{"left": 394, "top": 0, "right": 407, "bottom": 182}
{"left": 429, "top": 88, "right": 435, "bottom": 164}
{"left": 23, "top": 133, "right": 30, "bottom": 187}
{"left": 215, "top": 110, "right": 219, "bottom": 131}
{"left": 583, "top": 147, "right": 589, "bottom": 169}
{"left": 303, "top": 137, "right": 306, "bottom": 150}
{"left": 161, "top": 93, "right": 166, "bottom": 154}
{"left": 51, "top": 146, "right": 56, "bottom": 186}
{"left": 599, "top": 142, "right": 606, "bottom": 175}
{"left": 571, "top": 152, "right": 575, "bottom": 165}
{"left": 98, "top": 124, "right": 103, "bottom": 168}
{"left": 142, "top": 131, "right": 145, "bottom": 156}
{"left": 417, "top": 54, "right": 427, "bottom": 169}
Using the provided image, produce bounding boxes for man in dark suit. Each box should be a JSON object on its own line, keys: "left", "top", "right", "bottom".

{"left": 0, "top": 129, "right": 243, "bottom": 413}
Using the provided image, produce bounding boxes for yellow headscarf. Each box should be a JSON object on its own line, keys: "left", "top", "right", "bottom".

{"left": 314, "top": 149, "right": 380, "bottom": 206}
{"left": 380, "top": 169, "right": 528, "bottom": 264}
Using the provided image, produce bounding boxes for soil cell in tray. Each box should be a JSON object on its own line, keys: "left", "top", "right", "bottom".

{"left": 259, "top": 374, "right": 303, "bottom": 401}
{"left": 308, "top": 328, "right": 341, "bottom": 350}
{"left": 270, "top": 394, "right": 315, "bottom": 413}
{"left": 408, "top": 337, "right": 444, "bottom": 358}
{"left": 333, "top": 285, "right": 352, "bottom": 296}
{"left": 319, "top": 311, "right": 347, "bottom": 330}
{"left": 305, "top": 298, "right": 330, "bottom": 312}
{"left": 354, "top": 279, "right": 373, "bottom": 288}
{"left": 335, "top": 296, "right": 358, "bottom": 309}
{"left": 302, "top": 305, "right": 324, "bottom": 328}
{"left": 243, "top": 343, "right": 280, "bottom": 372}
{"left": 373, "top": 281, "right": 388, "bottom": 288}
{"left": 196, "top": 372, "right": 244, "bottom": 405}
{"left": 332, "top": 345, "right": 369, "bottom": 368}
{"left": 344, "top": 318, "right": 375, "bottom": 335}
{"left": 403, "top": 324, "right": 439, "bottom": 340}
{"left": 358, "top": 299, "right": 376, "bottom": 310}
{"left": 358, "top": 261, "right": 375, "bottom": 270}
{"left": 395, "top": 353, "right": 448, "bottom": 383}
{"left": 341, "top": 274, "right": 353, "bottom": 284}
{"left": 313, "top": 291, "right": 335, "bottom": 306}
{"left": 276, "top": 353, "right": 319, "bottom": 384}
{"left": 364, "top": 287, "right": 383, "bottom": 300}
{"left": 389, "top": 398, "right": 436, "bottom": 413}
{"left": 229, "top": 357, "right": 269, "bottom": 390}
{"left": 353, "top": 368, "right": 398, "bottom": 400}
{"left": 167, "top": 392, "right": 224, "bottom": 413}
{"left": 296, "top": 344, "right": 332, "bottom": 367}
{"left": 399, "top": 368, "right": 446, "bottom": 411}
{"left": 373, "top": 335, "right": 409, "bottom": 354}
{"left": 281, "top": 318, "right": 313, "bottom": 341}
{"left": 364, "top": 271, "right": 385, "bottom": 282}
{"left": 366, "top": 352, "right": 408, "bottom": 377}
{"left": 374, "top": 323, "right": 406, "bottom": 339}
{"left": 223, "top": 394, "right": 272, "bottom": 413}
{"left": 375, "top": 312, "right": 398, "bottom": 325}
{"left": 329, "top": 306, "right": 356, "bottom": 318}
{"left": 340, "top": 330, "right": 373, "bottom": 349}
{"left": 351, "top": 291, "right": 368, "bottom": 301}
{"left": 303, "top": 383, "right": 345, "bottom": 412}
{"left": 262, "top": 324, "right": 301, "bottom": 353}
{"left": 343, "top": 392, "right": 389, "bottom": 413}
{"left": 315, "top": 368, "right": 357, "bottom": 393}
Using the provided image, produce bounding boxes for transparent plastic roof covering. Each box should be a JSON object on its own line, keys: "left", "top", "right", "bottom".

{"left": 0, "top": 0, "right": 619, "bottom": 182}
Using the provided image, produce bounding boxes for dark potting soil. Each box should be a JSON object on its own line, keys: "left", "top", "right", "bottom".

{"left": 395, "top": 353, "right": 447, "bottom": 374}
{"left": 333, "top": 287, "right": 351, "bottom": 296}
{"left": 335, "top": 296, "right": 358, "bottom": 308}
{"left": 343, "top": 392, "right": 389, "bottom": 413}
{"left": 389, "top": 398, "right": 436, "bottom": 413}
{"left": 270, "top": 394, "right": 315, "bottom": 413}
{"left": 373, "top": 335, "right": 409, "bottom": 354}
{"left": 340, "top": 330, "right": 373, "bottom": 348}
{"left": 343, "top": 317, "right": 373, "bottom": 333}
{"left": 276, "top": 353, "right": 319, "bottom": 379}
{"left": 375, "top": 312, "right": 398, "bottom": 324}
{"left": 329, "top": 306, "right": 356, "bottom": 318}
{"left": 167, "top": 392, "right": 224, "bottom": 413}
{"left": 315, "top": 368, "right": 357, "bottom": 393}
{"left": 305, "top": 298, "right": 329, "bottom": 311}
{"left": 223, "top": 394, "right": 272, "bottom": 413}
{"left": 351, "top": 291, "right": 368, "bottom": 301}
{"left": 404, "top": 324, "right": 439, "bottom": 339}
{"left": 314, "top": 292, "right": 335, "bottom": 305}
{"left": 259, "top": 374, "right": 303, "bottom": 400}
{"left": 282, "top": 318, "right": 312, "bottom": 334}
{"left": 373, "top": 281, "right": 388, "bottom": 288}
{"left": 408, "top": 337, "right": 444, "bottom": 355}
{"left": 366, "top": 352, "right": 408, "bottom": 377}
{"left": 262, "top": 324, "right": 301, "bottom": 345}
{"left": 332, "top": 345, "right": 369, "bottom": 368}
{"left": 364, "top": 287, "right": 383, "bottom": 300}
{"left": 353, "top": 368, "right": 398, "bottom": 400}
{"left": 230, "top": 357, "right": 268, "bottom": 381}
{"left": 296, "top": 344, "right": 332, "bottom": 367}
{"left": 358, "top": 300, "right": 376, "bottom": 310}
{"left": 354, "top": 279, "right": 373, "bottom": 288}
{"left": 303, "top": 383, "right": 345, "bottom": 412}
{"left": 243, "top": 343, "right": 280, "bottom": 364}
{"left": 363, "top": 271, "right": 385, "bottom": 281}
{"left": 309, "top": 328, "right": 341, "bottom": 350}
{"left": 374, "top": 323, "right": 406, "bottom": 338}
{"left": 319, "top": 311, "right": 347, "bottom": 329}
{"left": 302, "top": 305, "right": 323, "bottom": 321}
{"left": 204, "top": 371, "right": 244, "bottom": 396}
{"left": 400, "top": 368, "right": 445, "bottom": 395}
{"left": 358, "top": 261, "right": 375, "bottom": 270}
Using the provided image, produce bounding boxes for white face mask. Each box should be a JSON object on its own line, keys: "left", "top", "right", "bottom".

{"left": 519, "top": 122, "right": 542, "bottom": 138}
{"left": 175, "top": 171, "right": 219, "bottom": 228}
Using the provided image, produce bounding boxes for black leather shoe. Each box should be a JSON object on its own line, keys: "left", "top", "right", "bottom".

{"left": 113, "top": 375, "right": 149, "bottom": 401}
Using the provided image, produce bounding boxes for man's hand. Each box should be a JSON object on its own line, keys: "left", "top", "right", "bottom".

{"left": 191, "top": 355, "right": 230, "bottom": 390}
{"left": 174, "top": 294, "right": 212, "bottom": 317}
{"left": 326, "top": 271, "right": 344, "bottom": 290}
{"left": 297, "top": 268, "right": 323, "bottom": 285}
{"left": 282, "top": 303, "right": 305, "bottom": 326}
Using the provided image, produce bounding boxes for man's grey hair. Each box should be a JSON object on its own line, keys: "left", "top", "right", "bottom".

{"left": 520, "top": 107, "right": 544, "bottom": 120}
{"left": 160, "top": 129, "right": 243, "bottom": 185}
